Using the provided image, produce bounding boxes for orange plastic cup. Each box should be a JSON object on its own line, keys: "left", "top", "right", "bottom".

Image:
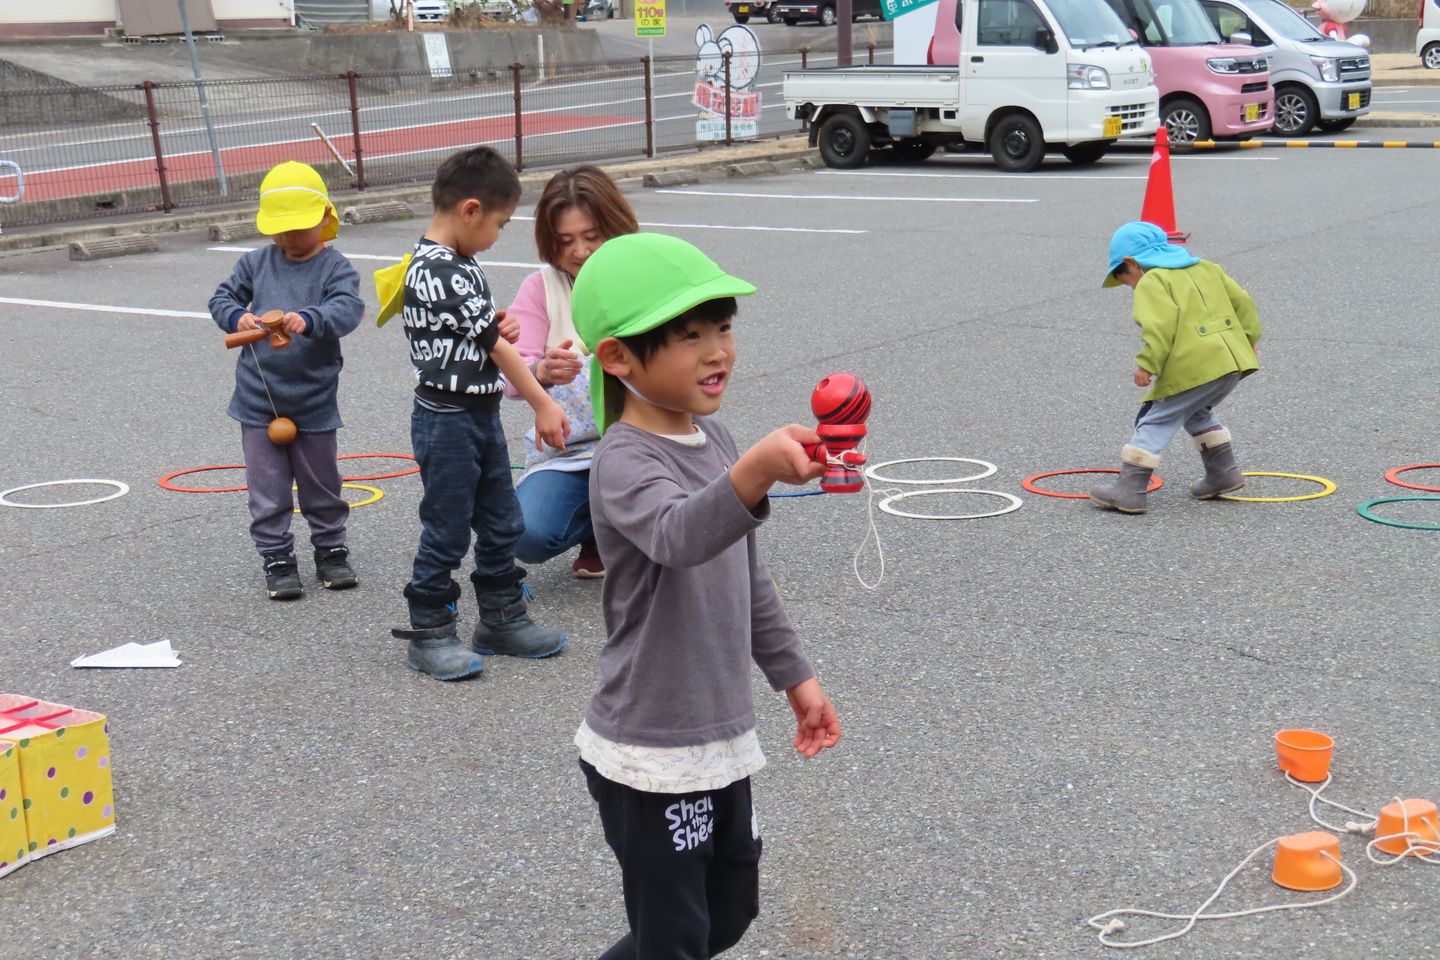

{"left": 1373, "top": 799, "right": 1440, "bottom": 857}
{"left": 1275, "top": 729, "right": 1334, "bottom": 782}
{"left": 1272, "top": 832, "right": 1344, "bottom": 891}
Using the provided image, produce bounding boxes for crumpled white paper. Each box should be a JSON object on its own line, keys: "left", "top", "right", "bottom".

{"left": 71, "top": 639, "right": 182, "bottom": 669}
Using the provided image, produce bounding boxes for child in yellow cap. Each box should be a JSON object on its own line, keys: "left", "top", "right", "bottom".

{"left": 208, "top": 161, "right": 365, "bottom": 600}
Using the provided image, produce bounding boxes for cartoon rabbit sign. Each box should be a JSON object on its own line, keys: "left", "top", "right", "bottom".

{"left": 693, "top": 23, "right": 763, "bottom": 140}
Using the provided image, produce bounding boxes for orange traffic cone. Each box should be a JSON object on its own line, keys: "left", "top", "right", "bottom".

{"left": 1140, "top": 126, "right": 1189, "bottom": 244}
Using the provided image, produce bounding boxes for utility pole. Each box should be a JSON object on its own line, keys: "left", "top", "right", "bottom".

{"left": 178, "top": 0, "right": 228, "bottom": 197}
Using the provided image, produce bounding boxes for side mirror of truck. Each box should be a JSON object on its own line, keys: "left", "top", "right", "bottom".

{"left": 1229, "top": 30, "right": 1253, "bottom": 44}
{"left": 1034, "top": 25, "right": 1059, "bottom": 53}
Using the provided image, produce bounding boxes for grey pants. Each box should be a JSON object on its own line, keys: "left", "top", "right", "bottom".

{"left": 1128, "top": 373, "right": 1240, "bottom": 456}
{"left": 240, "top": 425, "right": 348, "bottom": 557}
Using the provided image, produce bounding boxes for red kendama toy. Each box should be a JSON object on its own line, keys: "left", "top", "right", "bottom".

{"left": 803, "top": 373, "right": 871, "bottom": 493}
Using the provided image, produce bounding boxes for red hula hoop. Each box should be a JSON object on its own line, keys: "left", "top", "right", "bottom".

{"left": 1022, "top": 468, "right": 1165, "bottom": 499}
{"left": 338, "top": 453, "right": 419, "bottom": 481}
{"left": 1385, "top": 464, "right": 1440, "bottom": 493}
{"left": 159, "top": 454, "right": 419, "bottom": 492}
{"left": 158, "top": 465, "right": 248, "bottom": 493}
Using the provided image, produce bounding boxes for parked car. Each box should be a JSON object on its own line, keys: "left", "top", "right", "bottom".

{"left": 1418, "top": 0, "right": 1440, "bottom": 68}
{"left": 775, "top": 0, "right": 883, "bottom": 27}
{"left": 1198, "top": 0, "right": 1370, "bottom": 135}
{"left": 785, "top": 0, "right": 1161, "bottom": 172}
{"left": 726, "top": 0, "right": 783, "bottom": 22}
{"left": 412, "top": 0, "right": 448, "bottom": 20}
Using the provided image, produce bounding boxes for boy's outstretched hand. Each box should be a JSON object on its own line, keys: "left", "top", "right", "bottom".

{"left": 787, "top": 677, "right": 841, "bottom": 759}
{"left": 535, "top": 400, "right": 571, "bottom": 452}
{"left": 730, "top": 425, "right": 827, "bottom": 509}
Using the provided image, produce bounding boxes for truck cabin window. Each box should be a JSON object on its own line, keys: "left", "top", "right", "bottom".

{"left": 977, "top": 0, "right": 1049, "bottom": 46}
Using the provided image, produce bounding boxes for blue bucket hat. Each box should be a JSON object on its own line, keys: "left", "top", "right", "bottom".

{"left": 1103, "top": 221, "right": 1200, "bottom": 288}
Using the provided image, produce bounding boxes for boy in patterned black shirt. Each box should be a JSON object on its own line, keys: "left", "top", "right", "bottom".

{"left": 393, "top": 147, "right": 571, "bottom": 681}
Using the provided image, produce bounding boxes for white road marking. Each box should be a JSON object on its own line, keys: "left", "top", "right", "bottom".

{"left": 0, "top": 296, "right": 209, "bottom": 319}
{"left": 509, "top": 215, "right": 866, "bottom": 234}
{"left": 656, "top": 189, "right": 1038, "bottom": 203}
{"left": 206, "top": 246, "right": 541, "bottom": 268}
{"left": 816, "top": 169, "right": 1146, "bottom": 180}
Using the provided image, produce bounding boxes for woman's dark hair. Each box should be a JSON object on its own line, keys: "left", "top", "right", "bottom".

{"left": 534, "top": 165, "right": 639, "bottom": 269}
{"left": 618, "top": 298, "right": 737, "bottom": 367}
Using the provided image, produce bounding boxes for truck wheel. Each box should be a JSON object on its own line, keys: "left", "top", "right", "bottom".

{"left": 988, "top": 114, "right": 1045, "bottom": 172}
{"left": 1060, "top": 140, "right": 1111, "bottom": 165}
{"left": 1161, "top": 98, "right": 1211, "bottom": 145}
{"left": 819, "top": 113, "right": 871, "bottom": 168}
{"left": 891, "top": 139, "right": 938, "bottom": 162}
{"left": 1317, "top": 117, "right": 1356, "bottom": 133}
{"left": 767, "top": 4, "right": 782, "bottom": 20}
{"left": 1424, "top": 42, "right": 1440, "bottom": 69}
{"left": 819, "top": 4, "right": 836, "bottom": 25}
{"left": 733, "top": 12, "right": 750, "bottom": 21}
{"left": 1272, "top": 85, "right": 1318, "bottom": 137}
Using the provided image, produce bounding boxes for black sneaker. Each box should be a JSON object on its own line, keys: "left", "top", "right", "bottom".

{"left": 262, "top": 552, "right": 304, "bottom": 600}
{"left": 314, "top": 546, "right": 358, "bottom": 590}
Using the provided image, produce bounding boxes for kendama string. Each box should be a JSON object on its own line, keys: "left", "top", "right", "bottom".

{"left": 249, "top": 342, "right": 281, "bottom": 421}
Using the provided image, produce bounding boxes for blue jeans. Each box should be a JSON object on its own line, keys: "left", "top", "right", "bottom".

{"left": 1129, "top": 373, "right": 1240, "bottom": 456}
{"left": 410, "top": 402, "right": 524, "bottom": 594}
{"left": 514, "top": 467, "right": 593, "bottom": 564}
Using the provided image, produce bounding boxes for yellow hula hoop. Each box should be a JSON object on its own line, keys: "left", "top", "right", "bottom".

{"left": 292, "top": 483, "right": 384, "bottom": 513}
{"left": 1210, "top": 472, "right": 1337, "bottom": 503}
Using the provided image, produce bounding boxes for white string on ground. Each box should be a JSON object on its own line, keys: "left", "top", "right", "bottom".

{"left": 1087, "top": 840, "right": 1358, "bottom": 949}
{"left": 1365, "top": 797, "right": 1440, "bottom": 865}
{"left": 1286, "top": 773, "right": 1378, "bottom": 834}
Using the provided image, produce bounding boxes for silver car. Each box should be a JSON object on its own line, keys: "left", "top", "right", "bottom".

{"left": 1198, "top": 0, "right": 1370, "bottom": 135}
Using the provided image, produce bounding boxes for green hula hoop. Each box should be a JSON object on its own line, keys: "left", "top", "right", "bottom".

{"left": 1356, "top": 496, "right": 1440, "bottom": 531}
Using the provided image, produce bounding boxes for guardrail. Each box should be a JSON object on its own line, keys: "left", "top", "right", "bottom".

{"left": 0, "top": 47, "right": 891, "bottom": 230}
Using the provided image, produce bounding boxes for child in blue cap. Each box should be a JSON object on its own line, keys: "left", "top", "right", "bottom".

{"left": 1090, "top": 222, "right": 1262, "bottom": 514}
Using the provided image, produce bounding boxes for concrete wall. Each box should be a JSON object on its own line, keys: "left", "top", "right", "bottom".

{"left": 1344, "top": 18, "right": 1419, "bottom": 54}
{"left": 304, "top": 26, "right": 607, "bottom": 74}
{"left": 0, "top": 56, "right": 146, "bottom": 122}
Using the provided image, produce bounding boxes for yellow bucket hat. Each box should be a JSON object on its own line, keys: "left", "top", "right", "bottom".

{"left": 373, "top": 255, "right": 411, "bottom": 328}
{"left": 256, "top": 161, "right": 338, "bottom": 241}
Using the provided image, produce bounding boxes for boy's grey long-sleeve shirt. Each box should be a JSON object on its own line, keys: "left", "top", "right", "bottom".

{"left": 586, "top": 418, "right": 815, "bottom": 748}
{"left": 208, "top": 245, "right": 364, "bottom": 432}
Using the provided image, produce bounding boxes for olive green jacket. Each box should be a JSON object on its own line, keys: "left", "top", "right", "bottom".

{"left": 1133, "top": 261, "right": 1262, "bottom": 402}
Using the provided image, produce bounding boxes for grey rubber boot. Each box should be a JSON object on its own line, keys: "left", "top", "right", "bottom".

{"left": 1090, "top": 445, "right": 1159, "bottom": 514}
{"left": 1189, "top": 429, "right": 1245, "bottom": 499}
{"left": 470, "top": 568, "right": 567, "bottom": 658}
{"left": 394, "top": 581, "right": 484, "bottom": 680}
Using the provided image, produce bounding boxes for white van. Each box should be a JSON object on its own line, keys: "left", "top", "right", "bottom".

{"left": 784, "top": 0, "right": 1161, "bottom": 172}
{"left": 1419, "top": 0, "right": 1440, "bottom": 69}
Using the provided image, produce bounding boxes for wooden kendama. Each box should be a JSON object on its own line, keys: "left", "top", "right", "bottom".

{"left": 222, "top": 309, "right": 297, "bottom": 446}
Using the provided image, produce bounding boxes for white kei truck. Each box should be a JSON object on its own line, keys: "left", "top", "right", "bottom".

{"left": 784, "top": 0, "right": 1163, "bottom": 171}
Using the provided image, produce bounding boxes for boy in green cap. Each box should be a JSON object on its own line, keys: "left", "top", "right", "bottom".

{"left": 1090, "top": 221, "right": 1262, "bottom": 514}
{"left": 571, "top": 232, "right": 842, "bottom": 960}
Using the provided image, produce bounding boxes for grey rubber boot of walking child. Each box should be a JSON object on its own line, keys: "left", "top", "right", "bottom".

{"left": 1090, "top": 445, "right": 1158, "bottom": 514}
{"left": 394, "top": 581, "right": 484, "bottom": 680}
{"left": 1188, "top": 428, "right": 1245, "bottom": 499}
{"left": 470, "top": 568, "right": 568, "bottom": 658}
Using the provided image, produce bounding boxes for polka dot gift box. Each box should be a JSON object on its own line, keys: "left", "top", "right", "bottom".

{"left": 0, "top": 696, "right": 115, "bottom": 865}
{"left": 0, "top": 739, "right": 28, "bottom": 879}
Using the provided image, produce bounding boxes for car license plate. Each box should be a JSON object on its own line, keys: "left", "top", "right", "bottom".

{"left": 1245, "top": 103, "right": 1259, "bottom": 122}
{"left": 1103, "top": 116, "right": 1122, "bottom": 138}
{"left": 1348, "top": 92, "right": 1361, "bottom": 109}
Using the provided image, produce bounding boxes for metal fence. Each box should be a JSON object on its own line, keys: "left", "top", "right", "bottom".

{"left": 0, "top": 45, "right": 893, "bottom": 230}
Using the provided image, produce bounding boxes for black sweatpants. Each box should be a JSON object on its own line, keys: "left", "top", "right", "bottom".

{"left": 582, "top": 759, "right": 763, "bottom": 960}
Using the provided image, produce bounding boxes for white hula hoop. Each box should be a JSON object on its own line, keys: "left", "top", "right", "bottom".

{"left": 864, "top": 457, "right": 998, "bottom": 486}
{"left": 877, "top": 488, "right": 1022, "bottom": 521}
{"left": 0, "top": 479, "right": 130, "bottom": 509}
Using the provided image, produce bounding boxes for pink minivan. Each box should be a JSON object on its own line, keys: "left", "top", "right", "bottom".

{"left": 926, "top": 0, "right": 1273, "bottom": 143}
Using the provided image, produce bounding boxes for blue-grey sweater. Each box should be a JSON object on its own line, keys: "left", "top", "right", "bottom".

{"left": 208, "top": 245, "right": 364, "bottom": 432}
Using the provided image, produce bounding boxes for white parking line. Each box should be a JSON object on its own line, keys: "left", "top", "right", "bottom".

{"left": 816, "top": 170, "right": 1147, "bottom": 180}
{"left": 509, "top": 215, "right": 866, "bottom": 234}
{"left": 656, "top": 189, "right": 1038, "bottom": 203}
{"left": 0, "top": 296, "right": 208, "bottom": 319}
{"left": 206, "top": 246, "right": 541, "bottom": 268}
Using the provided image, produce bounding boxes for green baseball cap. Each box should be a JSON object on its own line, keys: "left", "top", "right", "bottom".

{"left": 572, "top": 233, "right": 756, "bottom": 436}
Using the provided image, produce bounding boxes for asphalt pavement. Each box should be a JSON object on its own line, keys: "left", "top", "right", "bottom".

{"left": 2, "top": 141, "right": 1438, "bottom": 960}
